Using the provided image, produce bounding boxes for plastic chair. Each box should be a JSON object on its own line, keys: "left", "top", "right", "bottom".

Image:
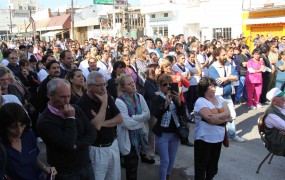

{"left": 256, "top": 115, "right": 274, "bottom": 173}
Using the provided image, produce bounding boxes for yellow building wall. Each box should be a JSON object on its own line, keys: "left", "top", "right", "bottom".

{"left": 242, "top": 10, "right": 285, "bottom": 51}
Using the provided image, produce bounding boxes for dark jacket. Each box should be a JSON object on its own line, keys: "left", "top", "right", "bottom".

{"left": 144, "top": 79, "right": 159, "bottom": 115}
{"left": 263, "top": 105, "right": 285, "bottom": 156}
{"left": 151, "top": 94, "right": 184, "bottom": 137}
{"left": 37, "top": 104, "right": 96, "bottom": 173}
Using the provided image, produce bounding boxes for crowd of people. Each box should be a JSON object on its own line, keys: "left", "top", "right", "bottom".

{"left": 0, "top": 33, "right": 285, "bottom": 180}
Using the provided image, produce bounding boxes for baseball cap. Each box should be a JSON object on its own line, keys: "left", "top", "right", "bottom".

{"left": 266, "top": 87, "right": 285, "bottom": 101}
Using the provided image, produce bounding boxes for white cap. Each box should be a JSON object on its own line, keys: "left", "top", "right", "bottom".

{"left": 266, "top": 87, "right": 285, "bottom": 101}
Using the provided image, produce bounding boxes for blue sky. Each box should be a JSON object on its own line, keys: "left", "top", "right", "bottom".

{"left": 1, "top": 0, "right": 140, "bottom": 9}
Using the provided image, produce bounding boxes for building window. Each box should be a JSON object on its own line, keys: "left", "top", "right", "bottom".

{"left": 213, "top": 27, "right": 231, "bottom": 39}
{"left": 94, "top": 25, "right": 100, "bottom": 29}
{"left": 151, "top": 14, "right": 155, "bottom": 18}
{"left": 164, "top": 13, "right": 168, "bottom": 17}
{"left": 19, "top": 6, "right": 22, "bottom": 10}
{"left": 152, "top": 26, "right": 168, "bottom": 37}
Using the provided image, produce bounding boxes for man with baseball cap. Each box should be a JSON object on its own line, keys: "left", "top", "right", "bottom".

{"left": 263, "top": 87, "right": 285, "bottom": 156}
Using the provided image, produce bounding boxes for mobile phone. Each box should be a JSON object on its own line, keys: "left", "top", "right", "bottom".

{"left": 170, "top": 83, "right": 179, "bottom": 93}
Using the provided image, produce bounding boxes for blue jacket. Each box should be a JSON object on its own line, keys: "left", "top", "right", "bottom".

{"left": 209, "top": 61, "right": 238, "bottom": 97}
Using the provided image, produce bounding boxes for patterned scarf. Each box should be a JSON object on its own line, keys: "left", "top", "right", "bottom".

{"left": 119, "top": 93, "right": 142, "bottom": 116}
{"left": 159, "top": 91, "right": 180, "bottom": 128}
{"left": 118, "top": 93, "right": 148, "bottom": 155}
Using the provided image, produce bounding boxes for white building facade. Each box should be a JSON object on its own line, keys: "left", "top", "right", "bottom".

{"left": 141, "top": 0, "right": 243, "bottom": 41}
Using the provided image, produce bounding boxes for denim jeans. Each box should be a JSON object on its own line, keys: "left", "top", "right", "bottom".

{"left": 221, "top": 96, "right": 236, "bottom": 139}
{"left": 155, "top": 133, "right": 180, "bottom": 180}
{"left": 236, "top": 76, "right": 247, "bottom": 102}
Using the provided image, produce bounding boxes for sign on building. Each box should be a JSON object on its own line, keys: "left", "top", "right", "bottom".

{"left": 12, "top": 10, "right": 30, "bottom": 18}
{"left": 93, "top": 0, "right": 114, "bottom": 5}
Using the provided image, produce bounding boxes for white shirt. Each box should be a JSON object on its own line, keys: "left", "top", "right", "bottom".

{"left": 0, "top": 59, "right": 9, "bottom": 66}
{"left": 37, "top": 69, "right": 49, "bottom": 82}
{"left": 194, "top": 96, "right": 225, "bottom": 143}
{"left": 197, "top": 53, "right": 208, "bottom": 77}
{"left": 78, "top": 60, "right": 89, "bottom": 71}
{"left": 1, "top": 94, "right": 22, "bottom": 106}
{"left": 97, "top": 60, "right": 112, "bottom": 80}
{"left": 82, "top": 67, "right": 109, "bottom": 81}
{"left": 185, "top": 61, "right": 201, "bottom": 86}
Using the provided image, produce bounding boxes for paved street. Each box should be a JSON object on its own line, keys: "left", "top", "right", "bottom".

{"left": 39, "top": 103, "right": 285, "bottom": 180}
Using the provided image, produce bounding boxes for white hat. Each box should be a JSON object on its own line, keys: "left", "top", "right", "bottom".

{"left": 266, "top": 87, "right": 285, "bottom": 101}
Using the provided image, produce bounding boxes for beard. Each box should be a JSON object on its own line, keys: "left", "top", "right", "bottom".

{"left": 219, "top": 58, "right": 227, "bottom": 65}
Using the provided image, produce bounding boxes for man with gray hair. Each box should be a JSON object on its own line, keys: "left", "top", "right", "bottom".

{"left": 77, "top": 71, "right": 123, "bottom": 180}
{"left": 37, "top": 78, "right": 97, "bottom": 179}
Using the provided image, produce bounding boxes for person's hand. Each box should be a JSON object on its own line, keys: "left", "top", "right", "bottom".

{"left": 61, "top": 104, "right": 75, "bottom": 118}
{"left": 95, "top": 92, "right": 108, "bottom": 105}
{"left": 171, "top": 90, "right": 180, "bottom": 101}
{"left": 216, "top": 77, "right": 227, "bottom": 84}
{"left": 44, "top": 166, "right": 57, "bottom": 178}
{"left": 271, "top": 65, "right": 276, "bottom": 73}
{"left": 208, "top": 114, "right": 220, "bottom": 123}
{"left": 91, "top": 110, "right": 97, "bottom": 118}
{"left": 164, "top": 92, "right": 172, "bottom": 108}
{"left": 176, "top": 76, "right": 182, "bottom": 82}
{"left": 242, "top": 62, "right": 247, "bottom": 67}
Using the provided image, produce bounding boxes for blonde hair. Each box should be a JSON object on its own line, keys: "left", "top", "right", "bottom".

{"left": 159, "top": 59, "right": 171, "bottom": 73}
{"left": 116, "top": 74, "right": 134, "bottom": 96}
{"left": 0, "top": 66, "right": 14, "bottom": 81}
{"left": 88, "top": 57, "right": 99, "bottom": 63}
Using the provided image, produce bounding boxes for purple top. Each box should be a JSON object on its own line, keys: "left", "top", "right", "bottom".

{"left": 125, "top": 67, "right": 138, "bottom": 83}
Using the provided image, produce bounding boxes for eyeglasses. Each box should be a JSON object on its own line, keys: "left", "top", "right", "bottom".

{"left": 92, "top": 83, "right": 106, "bottom": 88}
{"left": 162, "top": 83, "right": 170, "bottom": 87}
{"left": 0, "top": 78, "right": 10, "bottom": 82}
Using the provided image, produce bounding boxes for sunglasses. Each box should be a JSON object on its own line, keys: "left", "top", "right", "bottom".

{"left": 162, "top": 83, "right": 170, "bottom": 87}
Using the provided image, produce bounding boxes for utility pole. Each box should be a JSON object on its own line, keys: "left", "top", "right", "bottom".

{"left": 113, "top": 2, "right": 116, "bottom": 36}
{"left": 9, "top": 6, "right": 12, "bottom": 39}
{"left": 126, "top": 0, "right": 129, "bottom": 33}
{"left": 70, "top": 0, "right": 74, "bottom": 40}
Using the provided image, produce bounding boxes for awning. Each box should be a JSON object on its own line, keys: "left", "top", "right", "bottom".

{"left": 244, "top": 16, "right": 285, "bottom": 25}
{"left": 36, "top": 18, "right": 51, "bottom": 31}
{"left": 74, "top": 17, "right": 100, "bottom": 27}
{"left": 40, "top": 30, "right": 62, "bottom": 37}
{"left": 46, "top": 14, "right": 71, "bottom": 31}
